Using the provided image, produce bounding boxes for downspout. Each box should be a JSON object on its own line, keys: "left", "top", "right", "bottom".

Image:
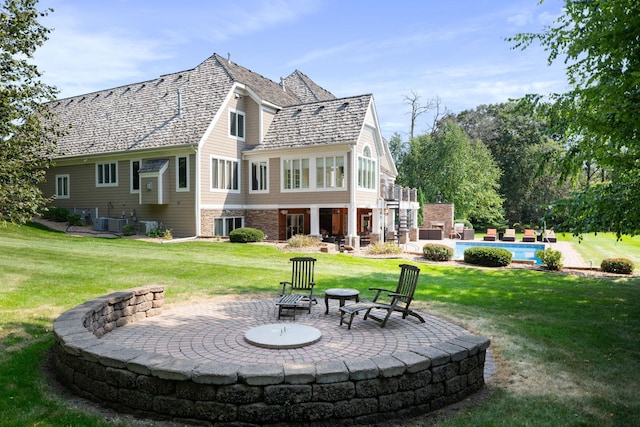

{"left": 349, "top": 145, "right": 357, "bottom": 246}
{"left": 192, "top": 144, "right": 200, "bottom": 236}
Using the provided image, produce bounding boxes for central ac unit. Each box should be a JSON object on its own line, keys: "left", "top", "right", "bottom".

{"left": 139, "top": 221, "right": 158, "bottom": 234}
{"left": 94, "top": 217, "right": 109, "bottom": 231}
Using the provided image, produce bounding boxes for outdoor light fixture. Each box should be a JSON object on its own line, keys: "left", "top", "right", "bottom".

{"left": 146, "top": 181, "right": 153, "bottom": 191}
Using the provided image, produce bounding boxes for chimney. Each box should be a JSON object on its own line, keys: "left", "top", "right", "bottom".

{"left": 227, "top": 52, "right": 231, "bottom": 63}
{"left": 280, "top": 77, "right": 286, "bottom": 92}
{"left": 177, "top": 88, "right": 182, "bottom": 117}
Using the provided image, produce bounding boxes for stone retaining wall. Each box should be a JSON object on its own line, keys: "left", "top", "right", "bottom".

{"left": 53, "top": 287, "right": 490, "bottom": 425}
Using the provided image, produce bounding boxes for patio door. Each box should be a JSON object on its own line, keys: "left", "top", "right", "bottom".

{"left": 286, "top": 214, "right": 304, "bottom": 239}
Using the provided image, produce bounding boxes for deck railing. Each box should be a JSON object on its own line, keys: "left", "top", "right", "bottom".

{"left": 381, "top": 184, "right": 418, "bottom": 202}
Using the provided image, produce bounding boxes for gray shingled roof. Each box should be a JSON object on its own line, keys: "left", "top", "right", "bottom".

{"left": 249, "top": 94, "right": 372, "bottom": 151}
{"left": 282, "top": 70, "right": 336, "bottom": 104}
{"left": 48, "top": 53, "right": 336, "bottom": 159}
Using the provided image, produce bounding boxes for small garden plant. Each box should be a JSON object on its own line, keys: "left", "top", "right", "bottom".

{"left": 287, "top": 234, "right": 319, "bottom": 248}
{"left": 464, "top": 246, "right": 512, "bottom": 267}
{"left": 367, "top": 241, "right": 403, "bottom": 255}
{"left": 423, "top": 243, "right": 454, "bottom": 261}
{"left": 601, "top": 257, "right": 635, "bottom": 274}
{"left": 536, "top": 248, "right": 563, "bottom": 271}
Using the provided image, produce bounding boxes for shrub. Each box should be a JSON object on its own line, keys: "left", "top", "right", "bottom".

{"left": 44, "top": 206, "right": 69, "bottom": 222}
{"left": 287, "top": 234, "right": 319, "bottom": 248}
{"left": 229, "top": 227, "right": 264, "bottom": 243}
{"left": 601, "top": 258, "right": 635, "bottom": 275}
{"left": 367, "top": 242, "right": 403, "bottom": 255}
{"left": 122, "top": 224, "right": 136, "bottom": 236}
{"left": 423, "top": 243, "right": 454, "bottom": 261}
{"left": 536, "top": 248, "right": 563, "bottom": 271}
{"left": 67, "top": 213, "right": 83, "bottom": 226}
{"left": 464, "top": 246, "right": 512, "bottom": 267}
{"left": 146, "top": 228, "right": 172, "bottom": 239}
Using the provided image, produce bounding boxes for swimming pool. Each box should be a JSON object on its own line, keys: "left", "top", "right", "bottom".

{"left": 455, "top": 241, "right": 546, "bottom": 264}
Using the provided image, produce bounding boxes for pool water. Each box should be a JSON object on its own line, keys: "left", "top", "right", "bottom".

{"left": 455, "top": 241, "right": 545, "bottom": 264}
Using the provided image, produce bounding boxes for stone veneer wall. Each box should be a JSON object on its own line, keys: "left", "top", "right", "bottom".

{"left": 244, "top": 209, "right": 278, "bottom": 241}
{"left": 53, "top": 287, "right": 490, "bottom": 426}
{"left": 422, "top": 203, "right": 455, "bottom": 235}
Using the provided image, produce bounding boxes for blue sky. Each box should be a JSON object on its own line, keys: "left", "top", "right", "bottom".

{"left": 34, "top": 0, "right": 568, "bottom": 140}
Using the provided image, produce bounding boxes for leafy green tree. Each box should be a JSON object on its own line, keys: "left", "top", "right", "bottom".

{"left": 510, "top": 0, "right": 640, "bottom": 236}
{"left": 455, "top": 102, "right": 573, "bottom": 228}
{"left": 0, "top": 0, "right": 59, "bottom": 225}
{"left": 397, "top": 122, "right": 504, "bottom": 228}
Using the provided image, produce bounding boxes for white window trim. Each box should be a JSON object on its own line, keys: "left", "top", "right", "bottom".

{"left": 249, "top": 159, "right": 269, "bottom": 193}
{"left": 281, "top": 157, "right": 310, "bottom": 192}
{"left": 229, "top": 109, "right": 246, "bottom": 141}
{"left": 55, "top": 174, "right": 70, "bottom": 199}
{"left": 358, "top": 145, "right": 377, "bottom": 191}
{"left": 210, "top": 155, "right": 240, "bottom": 193}
{"left": 130, "top": 159, "right": 141, "bottom": 194}
{"left": 315, "top": 154, "right": 346, "bottom": 190}
{"left": 176, "top": 155, "right": 190, "bottom": 192}
{"left": 96, "top": 162, "right": 118, "bottom": 187}
{"left": 213, "top": 216, "right": 244, "bottom": 236}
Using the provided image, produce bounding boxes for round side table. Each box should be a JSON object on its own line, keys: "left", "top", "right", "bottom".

{"left": 324, "top": 288, "right": 360, "bottom": 314}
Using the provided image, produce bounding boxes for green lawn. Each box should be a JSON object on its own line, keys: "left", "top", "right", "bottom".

{"left": 558, "top": 231, "right": 640, "bottom": 266}
{"left": 1, "top": 223, "right": 640, "bottom": 426}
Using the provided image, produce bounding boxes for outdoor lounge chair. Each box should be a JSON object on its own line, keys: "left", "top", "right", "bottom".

{"left": 483, "top": 228, "right": 497, "bottom": 241}
{"left": 275, "top": 257, "right": 317, "bottom": 319}
{"left": 503, "top": 229, "right": 516, "bottom": 242}
{"left": 339, "top": 264, "right": 425, "bottom": 329}
{"left": 545, "top": 229, "right": 557, "bottom": 243}
{"left": 522, "top": 229, "right": 536, "bottom": 242}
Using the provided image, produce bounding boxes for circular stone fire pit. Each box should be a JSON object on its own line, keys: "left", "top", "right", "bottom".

{"left": 52, "top": 286, "right": 491, "bottom": 425}
{"left": 245, "top": 323, "right": 322, "bottom": 348}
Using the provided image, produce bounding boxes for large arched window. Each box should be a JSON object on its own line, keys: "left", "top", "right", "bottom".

{"left": 358, "top": 146, "right": 376, "bottom": 190}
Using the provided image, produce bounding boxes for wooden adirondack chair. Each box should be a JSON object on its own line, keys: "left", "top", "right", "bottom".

{"left": 275, "top": 257, "right": 317, "bottom": 319}
{"left": 339, "top": 264, "right": 425, "bottom": 329}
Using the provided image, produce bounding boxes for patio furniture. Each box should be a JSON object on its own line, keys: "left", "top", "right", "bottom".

{"left": 503, "top": 229, "right": 516, "bottom": 242}
{"left": 545, "top": 229, "right": 557, "bottom": 243}
{"left": 522, "top": 229, "right": 536, "bottom": 242}
{"left": 339, "top": 264, "right": 424, "bottom": 329}
{"left": 324, "top": 288, "right": 360, "bottom": 314}
{"left": 483, "top": 228, "right": 497, "bottom": 241}
{"left": 276, "top": 257, "right": 317, "bottom": 319}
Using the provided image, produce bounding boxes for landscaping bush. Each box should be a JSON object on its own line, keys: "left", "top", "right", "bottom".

{"left": 229, "top": 227, "right": 264, "bottom": 243}
{"left": 122, "top": 224, "right": 136, "bottom": 236}
{"left": 601, "top": 258, "right": 635, "bottom": 275}
{"left": 287, "top": 234, "right": 319, "bottom": 248}
{"left": 464, "top": 246, "right": 512, "bottom": 267}
{"left": 367, "top": 242, "right": 403, "bottom": 255}
{"left": 44, "top": 206, "right": 69, "bottom": 222}
{"left": 536, "top": 248, "right": 563, "bottom": 271}
{"left": 146, "top": 228, "right": 172, "bottom": 239}
{"left": 67, "top": 212, "right": 83, "bottom": 226}
{"left": 423, "top": 243, "right": 454, "bottom": 261}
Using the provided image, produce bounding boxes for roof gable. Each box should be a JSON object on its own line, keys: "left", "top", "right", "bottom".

{"left": 253, "top": 94, "right": 372, "bottom": 151}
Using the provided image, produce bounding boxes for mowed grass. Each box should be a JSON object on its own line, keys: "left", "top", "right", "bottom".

{"left": 558, "top": 231, "right": 640, "bottom": 266}
{"left": 1, "top": 223, "right": 640, "bottom": 426}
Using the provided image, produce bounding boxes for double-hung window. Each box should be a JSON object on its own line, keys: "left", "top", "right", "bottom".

{"left": 55, "top": 174, "right": 70, "bottom": 198}
{"left": 96, "top": 162, "right": 118, "bottom": 187}
{"left": 316, "top": 155, "right": 345, "bottom": 189}
{"left": 177, "top": 155, "right": 189, "bottom": 191}
{"left": 250, "top": 160, "right": 268, "bottom": 192}
{"left": 358, "top": 147, "right": 376, "bottom": 190}
{"left": 131, "top": 160, "right": 140, "bottom": 192}
{"left": 282, "top": 158, "right": 309, "bottom": 190}
{"left": 211, "top": 157, "right": 239, "bottom": 191}
{"left": 230, "top": 110, "right": 245, "bottom": 139}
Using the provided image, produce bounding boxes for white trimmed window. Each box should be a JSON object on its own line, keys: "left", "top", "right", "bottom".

{"left": 250, "top": 160, "right": 268, "bottom": 192}
{"left": 282, "top": 158, "right": 310, "bottom": 190}
{"left": 230, "top": 110, "right": 245, "bottom": 139}
{"left": 316, "top": 155, "right": 345, "bottom": 189}
{"left": 358, "top": 146, "right": 376, "bottom": 190}
{"left": 96, "top": 162, "right": 118, "bottom": 187}
{"left": 176, "top": 155, "right": 189, "bottom": 191}
{"left": 214, "top": 217, "right": 243, "bottom": 236}
{"left": 55, "top": 174, "right": 70, "bottom": 198}
{"left": 211, "top": 157, "right": 239, "bottom": 191}
{"left": 131, "top": 160, "right": 140, "bottom": 193}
